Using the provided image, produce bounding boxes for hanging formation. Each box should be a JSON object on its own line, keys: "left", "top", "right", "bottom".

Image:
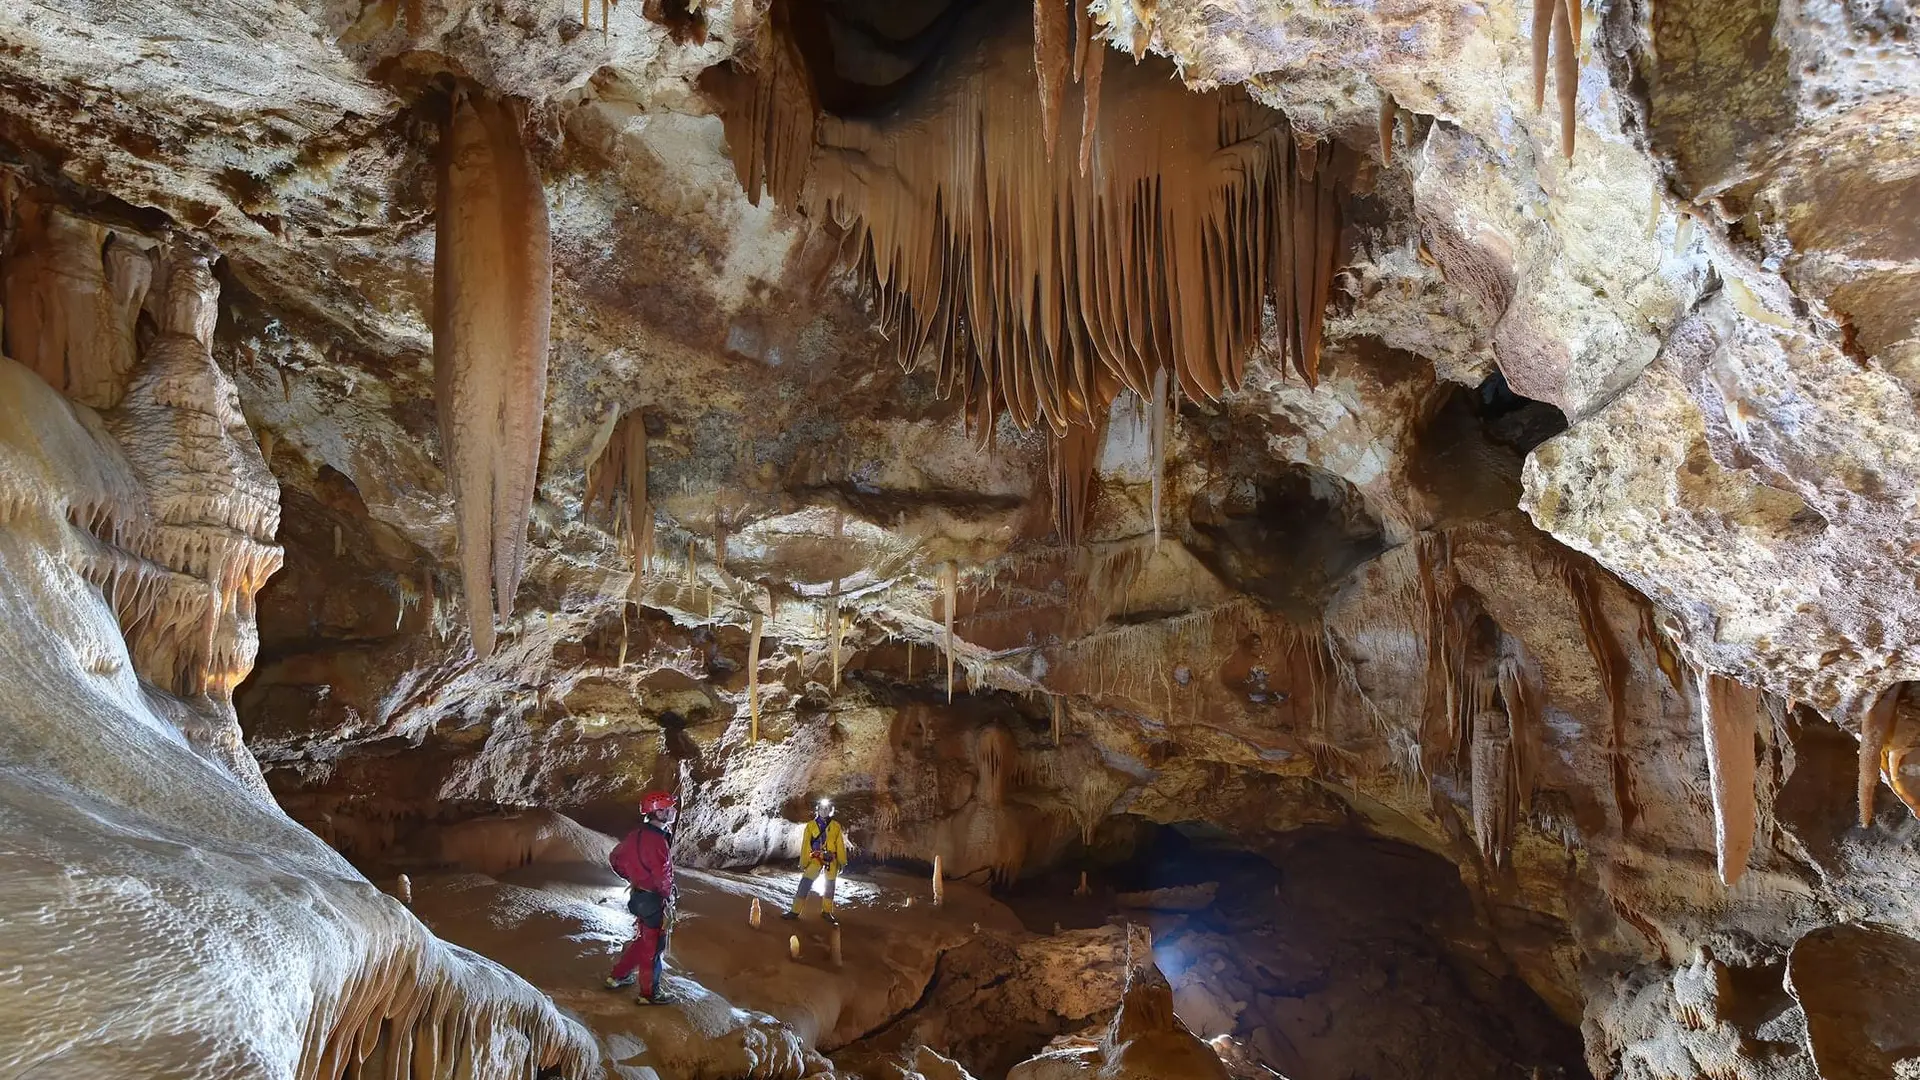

{"left": 433, "top": 86, "right": 553, "bottom": 660}
{"left": 1532, "top": 0, "right": 1579, "bottom": 158}
{"left": 701, "top": 0, "right": 1348, "bottom": 541}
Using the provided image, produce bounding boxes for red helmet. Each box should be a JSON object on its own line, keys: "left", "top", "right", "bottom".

{"left": 640, "top": 791, "right": 677, "bottom": 814}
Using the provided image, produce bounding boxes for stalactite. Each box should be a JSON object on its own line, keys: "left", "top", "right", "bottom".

{"left": 1033, "top": 0, "right": 1071, "bottom": 160}
{"left": 1698, "top": 670, "right": 1759, "bottom": 886}
{"left": 584, "top": 408, "right": 649, "bottom": 572}
{"left": 2, "top": 194, "right": 152, "bottom": 409}
{"left": 1051, "top": 693, "right": 1065, "bottom": 745}
{"left": 932, "top": 854, "right": 945, "bottom": 906}
{"left": 1552, "top": 0, "right": 1577, "bottom": 159}
{"left": 1378, "top": 91, "right": 1397, "bottom": 163}
{"left": 433, "top": 87, "right": 552, "bottom": 661}
{"left": 941, "top": 561, "right": 959, "bottom": 702}
{"left": 1857, "top": 685, "right": 1900, "bottom": 827}
{"left": 1532, "top": 0, "right": 1579, "bottom": 159}
{"left": 747, "top": 611, "right": 764, "bottom": 742}
{"left": 832, "top": 607, "right": 849, "bottom": 691}
{"left": 703, "top": 1, "right": 1348, "bottom": 446}
{"left": 1469, "top": 707, "right": 1514, "bottom": 868}
{"left": 1048, "top": 416, "right": 1102, "bottom": 546}
{"left": 1148, "top": 370, "right": 1167, "bottom": 547}
{"left": 1497, "top": 652, "right": 1540, "bottom": 814}
{"left": 1074, "top": 0, "right": 1105, "bottom": 177}
{"left": 1561, "top": 558, "right": 1638, "bottom": 833}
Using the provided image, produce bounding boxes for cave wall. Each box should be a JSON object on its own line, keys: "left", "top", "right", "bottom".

{"left": 2, "top": 0, "right": 1918, "bottom": 1076}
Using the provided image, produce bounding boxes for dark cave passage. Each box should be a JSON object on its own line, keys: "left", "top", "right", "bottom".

{"left": 1003, "top": 821, "right": 1591, "bottom": 1080}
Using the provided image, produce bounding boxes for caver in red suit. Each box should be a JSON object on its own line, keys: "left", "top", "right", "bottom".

{"left": 607, "top": 790, "right": 677, "bottom": 1002}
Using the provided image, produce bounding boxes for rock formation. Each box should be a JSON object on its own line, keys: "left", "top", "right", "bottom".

{"left": 2, "top": 0, "right": 1919, "bottom": 1075}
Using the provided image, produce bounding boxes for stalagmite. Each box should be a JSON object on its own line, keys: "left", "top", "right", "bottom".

{"left": 1076, "top": 870, "right": 1090, "bottom": 896}
{"left": 1698, "top": 672, "right": 1759, "bottom": 886}
{"left": 433, "top": 87, "right": 552, "bottom": 660}
{"left": 830, "top": 925, "right": 844, "bottom": 968}
{"left": 749, "top": 897, "right": 762, "bottom": 928}
{"left": 1858, "top": 686, "right": 1900, "bottom": 827}
{"left": 396, "top": 873, "right": 413, "bottom": 906}
{"left": 788, "top": 935, "right": 801, "bottom": 960}
{"left": 932, "top": 854, "right": 946, "bottom": 907}
{"left": 941, "top": 562, "right": 958, "bottom": 702}
{"left": 748, "top": 612, "right": 764, "bottom": 742}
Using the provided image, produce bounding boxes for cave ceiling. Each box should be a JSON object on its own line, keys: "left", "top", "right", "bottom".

{"left": 2, "top": 0, "right": 1920, "bottom": 1074}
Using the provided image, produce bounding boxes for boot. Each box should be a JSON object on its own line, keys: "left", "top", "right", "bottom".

{"left": 780, "top": 909, "right": 800, "bottom": 920}
{"left": 604, "top": 973, "right": 637, "bottom": 990}
{"left": 822, "top": 912, "right": 840, "bottom": 927}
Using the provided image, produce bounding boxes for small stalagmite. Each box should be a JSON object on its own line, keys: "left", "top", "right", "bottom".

{"left": 788, "top": 934, "right": 801, "bottom": 961}
{"left": 433, "top": 86, "right": 552, "bottom": 660}
{"left": 932, "top": 854, "right": 945, "bottom": 907}
{"left": 396, "top": 873, "right": 413, "bottom": 906}
{"left": 749, "top": 897, "right": 762, "bottom": 929}
{"left": 1075, "top": 870, "right": 1090, "bottom": 897}
{"left": 830, "top": 925, "right": 844, "bottom": 968}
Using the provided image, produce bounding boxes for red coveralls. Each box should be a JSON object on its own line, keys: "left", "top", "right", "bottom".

{"left": 609, "top": 822, "right": 674, "bottom": 997}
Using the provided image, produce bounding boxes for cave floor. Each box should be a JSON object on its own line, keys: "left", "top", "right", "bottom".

{"left": 404, "top": 856, "right": 1021, "bottom": 1075}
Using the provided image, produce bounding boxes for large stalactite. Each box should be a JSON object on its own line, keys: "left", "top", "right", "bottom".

{"left": 432, "top": 87, "right": 553, "bottom": 660}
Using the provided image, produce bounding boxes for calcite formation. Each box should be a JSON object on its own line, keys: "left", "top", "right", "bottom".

{"left": 2, "top": 0, "right": 1920, "bottom": 1075}
{"left": 0, "top": 356, "right": 593, "bottom": 1079}
{"left": 433, "top": 86, "right": 552, "bottom": 661}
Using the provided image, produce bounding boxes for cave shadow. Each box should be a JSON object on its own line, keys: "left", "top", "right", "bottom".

{"left": 1001, "top": 820, "right": 1592, "bottom": 1080}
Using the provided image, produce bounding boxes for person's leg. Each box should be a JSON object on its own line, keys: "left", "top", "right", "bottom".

{"left": 787, "top": 864, "right": 817, "bottom": 913}
{"left": 632, "top": 923, "right": 665, "bottom": 998}
{"left": 821, "top": 867, "right": 838, "bottom": 914}
{"left": 647, "top": 926, "right": 668, "bottom": 1000}
{"left": 610, "top": 929, "right": 648, "bottom": 983}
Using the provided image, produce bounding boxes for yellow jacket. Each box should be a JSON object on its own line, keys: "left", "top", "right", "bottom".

{"left": 800, "top": 818, "right": 847, "bottom": 871}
